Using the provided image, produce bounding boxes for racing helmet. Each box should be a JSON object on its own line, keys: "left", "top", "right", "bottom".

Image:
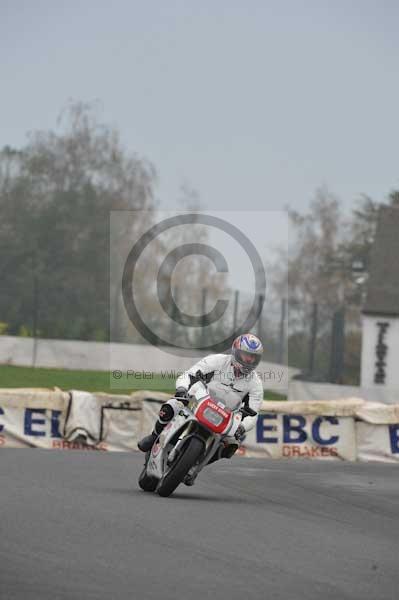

{"left": 231, "top": 333, "right": 263, "bottom": 375}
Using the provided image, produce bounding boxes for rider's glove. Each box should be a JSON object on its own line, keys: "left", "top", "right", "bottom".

{"left": 175, "top": 387, "right": 189, "bottom": 404}
{"left": 234, "top": 424, "right": 246, "bottom": 442}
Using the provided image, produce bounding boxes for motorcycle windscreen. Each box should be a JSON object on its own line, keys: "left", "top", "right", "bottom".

{"left": 207, "top": 380, "right": 243, "bottom": 411}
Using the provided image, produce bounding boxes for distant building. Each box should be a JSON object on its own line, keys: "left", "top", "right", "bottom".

{"left": 361, "top": 206, "right": 399, "bottom": 389}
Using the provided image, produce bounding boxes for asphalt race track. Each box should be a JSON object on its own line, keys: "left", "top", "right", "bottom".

{"left": 1, "top": 450, "right": 398, "bottom": 600}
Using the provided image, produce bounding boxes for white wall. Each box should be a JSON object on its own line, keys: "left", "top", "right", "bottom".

{"left": 361, "top": 315, "right": 399, "bottom": 390}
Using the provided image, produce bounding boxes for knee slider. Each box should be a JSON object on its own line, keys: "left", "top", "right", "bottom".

{"left": 158, "top": 403, "right": 174, "bottom": 423}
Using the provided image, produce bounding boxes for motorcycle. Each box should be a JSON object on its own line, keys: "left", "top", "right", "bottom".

{"left": 138, "top": 378, "right": 257, "bottom": 497}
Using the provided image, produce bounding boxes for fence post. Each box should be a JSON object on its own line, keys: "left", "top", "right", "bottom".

{"left": 278, "top": 298, "right": 287, "bottom": 364}
{"left": 257, "top": 294, "right": 264, "bottom": 341}
{"left": 308, "top": 302, "right": 318, "bottom": 376}
{"left": 32, "top": 253, "right": 39, "bottom": 367}
{"left": 201, "top": 288, "right": 207, "bottom": 346}
{"left": 329, "top": 307, "right": 345, "bottom": 383}
{"left": 233, "top": 290, "right": 239, "bottom": 334}
{"left": 169, "top": 285, "right": 179, "bottom": 345}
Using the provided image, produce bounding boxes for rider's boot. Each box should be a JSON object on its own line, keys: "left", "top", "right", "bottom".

{"left": 137, "top": 420, "right": 164, "bottom": 452}
{"left": 138, "top": 402, "right": 176, "bottom": 452}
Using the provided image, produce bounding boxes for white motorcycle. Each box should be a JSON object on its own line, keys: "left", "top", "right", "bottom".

{"left": 138, "top": 379, "right": 256, "bottom": 497}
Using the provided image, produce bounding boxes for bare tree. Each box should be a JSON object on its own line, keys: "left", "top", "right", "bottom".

{"left": 0, "top": 101, "right": 157, "bottom": 340}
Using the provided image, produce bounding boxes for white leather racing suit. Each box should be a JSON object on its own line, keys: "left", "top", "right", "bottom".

{"left": 175, "top": 353, "right": 263, "bottom": 432}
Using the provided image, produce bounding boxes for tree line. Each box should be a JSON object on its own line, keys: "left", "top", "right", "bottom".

{"left": 0, "top": 102, "right": 225, "bottom": 344}
{"left": 270, "top": 187, "right": 399, "bottom": 382}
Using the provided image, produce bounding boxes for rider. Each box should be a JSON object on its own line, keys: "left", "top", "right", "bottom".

{"left": 137, "top": 333, "right": 264, "bottom": 472}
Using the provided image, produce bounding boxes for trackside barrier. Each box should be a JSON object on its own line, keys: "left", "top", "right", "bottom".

{"left": 0, "top": 389, "right": 169, "bottom": 451}
{"left": 0, "top": 389, "right": 398, "bottom": 462}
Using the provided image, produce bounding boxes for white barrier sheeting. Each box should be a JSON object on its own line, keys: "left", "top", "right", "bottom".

{"left": 355, "top": 402, "right": 399, "bottom": 425}
{"left": 0, "top": 396, "right": 67, "bottom": 449}
{"left": 260, "top": 398, "right": 365, "bottom": 416}
{"left": 0, "top": 388, "right": 399, "bottom": 462}
{"left": 356, "top": 422, "right": 399, "bottom": 463}
{"left": 0, "top": 388, "right": 68, "bottom": 409}
{"left": 101, "top": 407, "right": 141, "bottom": 452}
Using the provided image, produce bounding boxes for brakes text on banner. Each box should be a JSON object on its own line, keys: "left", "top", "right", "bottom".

{"left": 243, "top": 413, "right": 356, "bottom": 460}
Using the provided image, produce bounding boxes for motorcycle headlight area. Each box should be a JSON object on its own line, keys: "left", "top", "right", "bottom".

{"left": 202, "top": 407, "right": 224, "bottom": 427}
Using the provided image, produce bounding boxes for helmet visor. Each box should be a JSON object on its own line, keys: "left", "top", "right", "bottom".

{"left": 233, "top": 348, "right": 261, "bottom": 371}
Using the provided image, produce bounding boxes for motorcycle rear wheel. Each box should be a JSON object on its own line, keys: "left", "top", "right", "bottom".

{"left": 157, "top": 437, "right": 204, "bottom": 498}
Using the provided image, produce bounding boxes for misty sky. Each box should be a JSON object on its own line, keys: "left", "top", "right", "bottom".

{"left": 1, "top": 0, "right": 399, "bottom": 217}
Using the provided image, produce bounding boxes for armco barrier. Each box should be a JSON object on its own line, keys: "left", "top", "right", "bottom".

{"left": 0, "top": 389, "right": 398, "bottom": 462}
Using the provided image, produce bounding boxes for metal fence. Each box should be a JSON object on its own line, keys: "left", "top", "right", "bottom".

{"left": 133, "top": 286, "right": 363, "bottom": 385}
{"left": 285, "top": 300, "right": 362, "bottom": 385}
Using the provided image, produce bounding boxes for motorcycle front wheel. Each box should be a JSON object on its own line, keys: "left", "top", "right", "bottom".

{"left": 157, "top": 437, "right": 204, "bottom": 498}
{"left": 138, "top": 457, "right": 158, "bottom": 492}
